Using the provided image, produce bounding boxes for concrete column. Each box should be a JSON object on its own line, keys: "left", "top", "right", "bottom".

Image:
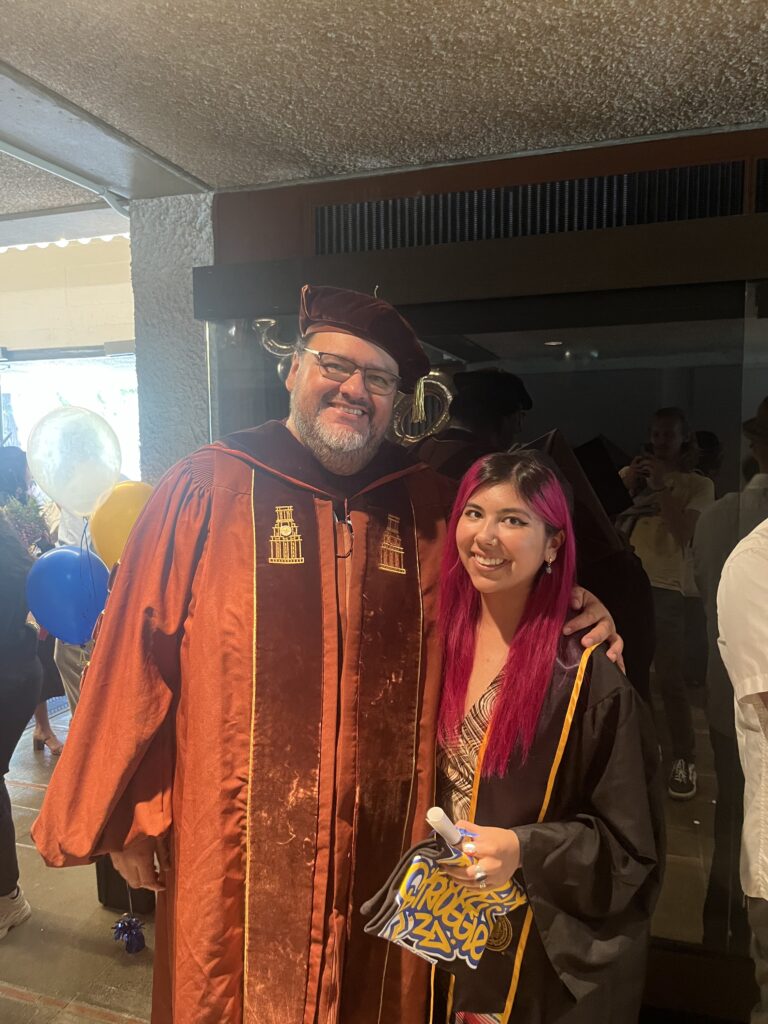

{"left": 130, "top": 193, "right": 213, "bottom": 483}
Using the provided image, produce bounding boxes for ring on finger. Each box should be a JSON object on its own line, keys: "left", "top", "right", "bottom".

{"left": 474, "top": 868, "right": 488, "bottom": 884}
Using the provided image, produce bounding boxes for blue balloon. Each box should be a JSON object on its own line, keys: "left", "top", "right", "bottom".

{"left": 26, "top": 545, "right": 109, "bottom": 645}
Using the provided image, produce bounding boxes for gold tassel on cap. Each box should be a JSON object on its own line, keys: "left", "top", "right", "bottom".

{"left": 412, "top": 376, "right": 427, "bottom": 423}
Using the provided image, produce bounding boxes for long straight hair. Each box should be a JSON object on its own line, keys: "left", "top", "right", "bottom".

{"left": 438, "top": 451, "right": 576, "bottom": 777}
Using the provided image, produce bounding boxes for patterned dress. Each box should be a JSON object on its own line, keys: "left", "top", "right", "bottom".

{"left": 437, "top": 679, "right": 503, "bottom": 1024}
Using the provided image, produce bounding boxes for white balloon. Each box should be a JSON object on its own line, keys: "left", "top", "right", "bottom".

{"left": 27, "top": 407, "right": 122, "bottom": 517}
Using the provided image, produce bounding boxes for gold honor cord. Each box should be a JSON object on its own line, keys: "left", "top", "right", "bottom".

{"left": 243, "top": 471, "right": 259, "bottom": 1011}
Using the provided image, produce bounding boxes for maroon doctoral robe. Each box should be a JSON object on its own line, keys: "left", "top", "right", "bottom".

{"left": 33, "top": 421, "right": 454, "bottom": 1024}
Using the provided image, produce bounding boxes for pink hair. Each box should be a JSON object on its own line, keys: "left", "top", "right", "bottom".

{"left": 438, "top": 451, "right": 576, "bottom": 777}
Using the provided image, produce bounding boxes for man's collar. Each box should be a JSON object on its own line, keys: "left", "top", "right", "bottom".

{"left": 213, "top": 420, "right": 425, "bottom": 499}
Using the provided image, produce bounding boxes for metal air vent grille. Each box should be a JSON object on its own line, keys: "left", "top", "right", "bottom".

{"left": 315, "top": 160, "right": 745, "bottom": 255}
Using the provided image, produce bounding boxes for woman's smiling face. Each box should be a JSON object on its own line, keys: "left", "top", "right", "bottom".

{"left": 455, "top": 481, "right": 563, "bottom": 597}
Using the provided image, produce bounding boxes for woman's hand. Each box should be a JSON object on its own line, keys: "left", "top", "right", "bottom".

{"left": 565, "top": 587, "right": 624, "bottom": 670}
{"left": 440, "top": 821, "right": 521, "bottom": 890}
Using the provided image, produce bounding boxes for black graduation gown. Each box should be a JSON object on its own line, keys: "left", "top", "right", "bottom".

{"left": 439, "top": 636, "right": 664, "bottom": 1023}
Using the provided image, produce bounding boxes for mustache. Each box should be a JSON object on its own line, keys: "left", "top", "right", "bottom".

{"left": 322, "top": 395, "right": 373, "bottom": 416}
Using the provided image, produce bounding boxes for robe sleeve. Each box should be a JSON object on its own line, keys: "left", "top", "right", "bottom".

{"left": 512, "top": 653, "right": 664, "bottom": 1002}
{"left": 31, "top": 459, "right": 211, "bottom": 866}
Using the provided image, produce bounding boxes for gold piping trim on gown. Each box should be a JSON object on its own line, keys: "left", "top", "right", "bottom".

{"left": 377, "top": 501, "right": 425, "bottom": 1024}
{"left": 499, "top": 644, "right": 597, "bottom": 1024}
{"left": 243, "top": 471, "right": 258, "bottom": 1015}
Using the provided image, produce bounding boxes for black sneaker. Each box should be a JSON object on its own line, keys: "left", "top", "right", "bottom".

{"left": 668, "top": 758, "right": 697, "bottom": 800}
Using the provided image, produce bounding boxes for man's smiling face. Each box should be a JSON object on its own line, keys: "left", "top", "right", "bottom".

{"left": 285, "top": 331, "right": 399, "bottom": 475}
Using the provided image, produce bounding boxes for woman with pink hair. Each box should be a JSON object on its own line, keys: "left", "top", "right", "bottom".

{"left": 435, "top": 450, "right": 663, "bottom": 1023}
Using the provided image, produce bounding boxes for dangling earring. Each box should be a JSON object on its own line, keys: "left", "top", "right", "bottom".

{"left": 545, "top": 557, "right": 554, "bottom": 575}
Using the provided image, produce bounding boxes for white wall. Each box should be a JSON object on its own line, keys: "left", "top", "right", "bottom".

{"left": 129, "top": 193, "right": 213, "bottom": 483}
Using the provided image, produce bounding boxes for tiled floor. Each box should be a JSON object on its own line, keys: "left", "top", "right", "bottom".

{"left": 1, "top": 703, "right": 154, "bottom": 1023}
{"left": 652, "top": 683, "right": 721, "bottom": 946}
{"left": 0, "top": 685, "right": 743, "bottom": 1022}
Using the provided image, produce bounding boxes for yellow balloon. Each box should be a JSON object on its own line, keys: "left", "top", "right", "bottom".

{"left": 90, "top": 481, "right": 153, "bottom": 568}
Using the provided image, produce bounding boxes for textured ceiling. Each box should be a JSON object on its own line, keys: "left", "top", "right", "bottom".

{"left": 1, "top": 0, "right": 766, "bottom": 192}
{"left": 0, "top": 151, "right": 96, "bottom": 214}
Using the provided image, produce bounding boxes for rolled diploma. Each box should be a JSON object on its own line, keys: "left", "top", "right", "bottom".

{"left": 426, "top": 806, "right": 463, "bottom": 847}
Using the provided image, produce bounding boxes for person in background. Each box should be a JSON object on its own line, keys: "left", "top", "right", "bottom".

{"left": 434, "top": 450, "right": 662, "bottom": 1022}
{"left": 695, "top": 430, "right": 725, "bottom": 493}
{"left": 683, "top": 429, "right": 724, "bottom": 690}
{"left": 0, "top": 514, "right": 43, "bottom": 940}
{"left": 415, "top": 368, "right": 532, "bottom": 479}
{"left": 718, "top": 510, "right": 768, "bottom": 1024}
{"left": 694, "top": 397, "right": 768, "bottom": 952}
{"left": 621, "top": 408, "right": 714, "bottom": 799}
{"left": 743, "top": 455, "right": 760, "bottom": 484}
{"left": 0, "top": 446, "right": 65, "bottom": 755}
{"left": 41, "top": 500, "right": 91, "bottom": 714}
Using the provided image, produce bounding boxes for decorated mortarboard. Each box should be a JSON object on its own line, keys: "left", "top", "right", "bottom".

{"left": 299, "top": 284, "right": 431, "bottom": 415}
{"left": 361, "top": 808, "right": 526, "bottom": 971}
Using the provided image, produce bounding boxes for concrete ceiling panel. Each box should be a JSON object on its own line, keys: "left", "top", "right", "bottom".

{"left": 0, "top": 0, "right": 765, "bottom": 191}
{"left": 0, "top": 63, "right": 209, "bottom": 199}
{"left": 0, "top": 151, "right": 95, "bottom": 214}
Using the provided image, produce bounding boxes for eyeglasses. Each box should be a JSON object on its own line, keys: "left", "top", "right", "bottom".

{"left": 300, "top": 345, "right": 401, "bottom": 396}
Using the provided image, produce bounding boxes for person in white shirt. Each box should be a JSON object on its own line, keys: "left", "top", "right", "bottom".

{"left": 41, "top": 501, "right": 91, "bottom": 715}
{"left": 718, "top": 498, "right": 768, "bottom": 1022}
{"left": 694, "top": 397, "right": 768, "bottom": 951}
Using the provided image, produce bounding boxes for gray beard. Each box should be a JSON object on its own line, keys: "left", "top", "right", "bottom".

{"left": 289, "top": 396, "right": 385, "bottom": 475}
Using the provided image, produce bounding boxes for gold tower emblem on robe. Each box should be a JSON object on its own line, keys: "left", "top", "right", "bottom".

{"left": 379, "top": 514, "right": 406, "bottom": 575}
{"left": 268, "top": 505, "right": 304, "bottom": 565}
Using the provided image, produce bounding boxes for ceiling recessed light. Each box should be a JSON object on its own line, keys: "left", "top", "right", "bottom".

{"left": 544, "top": 340, "right": 563, "bottom": 347}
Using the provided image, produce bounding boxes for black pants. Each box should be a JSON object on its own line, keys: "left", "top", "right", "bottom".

{"left": 749, "top": 897, "right": 768, "bottom": 1024}
{"left": 0, "top": 657, "right": 43, "bottom": 896}
{"left": 703, "top": 727, "right": 750, "bottom": 953}
{"left": 652, "top": 587, "right": 696, "bottom": 762}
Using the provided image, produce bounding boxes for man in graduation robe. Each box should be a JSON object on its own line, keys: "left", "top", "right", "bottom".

{"left": 32, "top": 285, "right": 619, "bottom": 1024}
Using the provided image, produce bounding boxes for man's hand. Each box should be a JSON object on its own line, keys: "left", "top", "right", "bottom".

{"left": 636, "top": 455, "right": 666, "bottom": 491}
{"left": 110, "top": 835, "right": 170, "bottom": 892}
{"left": 564, "top": 586, "right": 624, "bottom": 670}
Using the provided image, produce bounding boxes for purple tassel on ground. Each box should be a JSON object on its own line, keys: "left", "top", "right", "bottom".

{"left": 113, "top": 914, "right": 146, "bottom": 953}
